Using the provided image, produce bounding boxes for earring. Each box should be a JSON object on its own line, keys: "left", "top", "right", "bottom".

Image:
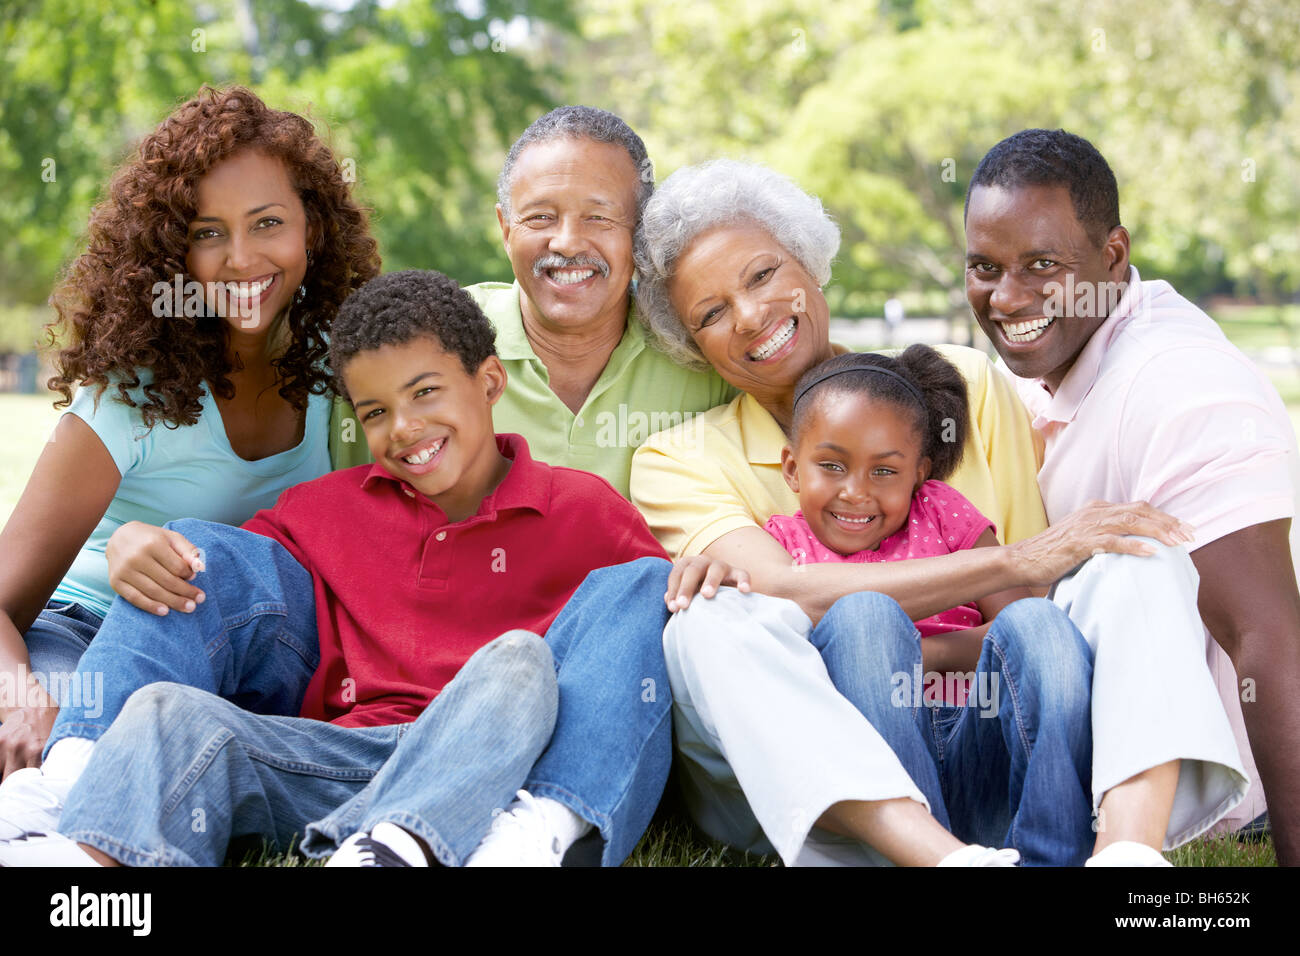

{"left": 295, "top": 249, "right": 312, "bottom": 304}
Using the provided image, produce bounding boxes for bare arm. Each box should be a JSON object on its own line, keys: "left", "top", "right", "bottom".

{"left": 1190, "top": 518, "right": 1300, "bottom": 866}
{"left": 703, "top": 500, "right": 1193, "bottom": 626}
{"left": 0, "top": 414, "right": 120, "bottom": 773}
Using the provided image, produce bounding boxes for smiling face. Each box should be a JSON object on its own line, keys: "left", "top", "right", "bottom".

{"left": 497, "top": 137, "right": 639, "bottom": 337}
{"left": 965, "top": 183, "right": 1130, "bottom": 393}
{"left": 186, "top": 150, "right": 311, "bottom": 337}
{"left": 781, "top": 391, "right": 930, "bottom": 556}
{"left": 667, "top": 221, "right": 834, "bottom": 421}
{"left": 342, "top": 336, "right": 509, "bottom": 523}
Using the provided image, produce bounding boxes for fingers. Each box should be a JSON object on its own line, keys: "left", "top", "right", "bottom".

{"left": 117, "top": 561, "right": 204, "bottom": 615}
{"left": 666, "top": 558, "right": 709, "bottom": 612}
{"left": 1101, "top": 501, "right": 1194, "bottom": 548}
{"left": 664, "top": 557, "right": 752, "bottom": 611}
{"left": 165, "top": 529, "right": 205, "bottom": 575}
{"left": 728, "top": 566, "right": 752, "bottom": 593}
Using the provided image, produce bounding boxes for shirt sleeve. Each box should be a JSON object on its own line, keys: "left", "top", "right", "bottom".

{"left": 1119, "top": 348, "right": 1296, "bottom": 548}
{"left": 763, "top": 514, "right": 803, "bottom": 554}
{"left": 934, "top": 345, "right": 1049, "bottom": 545}
{"left": 630, "top": 435, "right": 760, "bottom": 558}
{"left": 64, "top": 382, "right": 151, "bottom": 477}
{"left": 921, "top": 481, "right": 996, "bottom": 552}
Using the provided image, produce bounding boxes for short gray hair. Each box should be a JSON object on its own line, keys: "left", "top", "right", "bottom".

{"left": 496, "top": 106, "right": 652, "bottom": 220}
{"left": 634, "top": 160, "right": 841, "bottom": 371}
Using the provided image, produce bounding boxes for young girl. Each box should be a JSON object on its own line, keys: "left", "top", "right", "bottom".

{"left": 0, "top": 85, "right": 380, "bottom": 775}
{"left": 768, "top": 345, "right": 1025, "bottom": 680}
{"left": 765, "top": 346, "right": 1099, "bottom": 864}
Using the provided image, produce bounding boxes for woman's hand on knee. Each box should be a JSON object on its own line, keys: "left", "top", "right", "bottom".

{"left": 1007, "top": 500, "right": 1195, "bottom": 588}
{"left": 665, "top": 555, "right": 751, "bottom": 612}
{"left": 106, "top": 521, "right": 206, "bottom": 616}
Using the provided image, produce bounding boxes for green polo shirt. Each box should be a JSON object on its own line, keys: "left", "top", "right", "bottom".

{"left": 328, "top": 281, "right": 737, "bottom": 497}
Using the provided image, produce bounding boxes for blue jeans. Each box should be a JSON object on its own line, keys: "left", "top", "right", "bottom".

{"left": 22, "top": 601, "right": 104, "bottom": 704}
{"left": 51, "top": 519, "right": 674, "bottom": 866}
{"left": 810, "top": 593, "right": 1095, "bottom": 866}
{"left": 60, "top": 633, "right": 557, "bottom": 866}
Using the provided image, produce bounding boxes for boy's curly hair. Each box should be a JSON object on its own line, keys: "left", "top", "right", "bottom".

{"left": 46, "top": 84, "right": 381, "bottom": 428}
{"left": 329, "top": 270, "right": 497, "bottom": 399}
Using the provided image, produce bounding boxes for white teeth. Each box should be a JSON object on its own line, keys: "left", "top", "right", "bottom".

{"left": 229, "top": 277, "right": 273, "bottom": 300}
{"left": 833, "top": 513, "right": 875, "bottom": 524}
{"left": 1001, "top": 317, "right": 1055, "bottom": 343}
{"left": 402, "top": 438, "right": 445, "bottom": 465}
{"left": 550, "top": 269, "right": 596, "bottom": 285}
{"left": 748, "top": 317, "right": 797, "bottom": 360}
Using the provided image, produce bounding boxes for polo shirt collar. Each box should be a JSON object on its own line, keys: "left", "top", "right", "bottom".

{"left": 360, "top": 433, "right": 552, "bottom": 518}
{"left": 492, "top": 281, "right": 644, "bottom": 373}
{"left": 1034, "top": 266, "right": 1145, "bottom": 426}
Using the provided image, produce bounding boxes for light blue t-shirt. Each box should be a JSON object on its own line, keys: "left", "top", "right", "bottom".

{"left": 51, "top": 375, "right": 332, "bottom": 619}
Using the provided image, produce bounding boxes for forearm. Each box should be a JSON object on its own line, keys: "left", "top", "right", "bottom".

{"left": 750, "top": 547, "right": 1020, "bottom": 626}
{"left": 1223, "top": 625, "right": 1300, "bottom": 866}
{"left": 0, "top": 615, "right": 53, "bottom": 720}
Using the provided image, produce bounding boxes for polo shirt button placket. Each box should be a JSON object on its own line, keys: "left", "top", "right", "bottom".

{"left": 435, "top": 531, "right": 447, "bottom": 541}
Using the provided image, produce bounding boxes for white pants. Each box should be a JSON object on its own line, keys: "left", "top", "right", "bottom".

{"left": 1049, "top": 539, "right": 1247, "bottom": 847}
{"left": 664, "top": 541, "right": 1247, "bottom": 864}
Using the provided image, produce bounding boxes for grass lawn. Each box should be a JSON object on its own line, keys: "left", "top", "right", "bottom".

{"left": 3, "top": 306, "right": 1297, "bottom": 866}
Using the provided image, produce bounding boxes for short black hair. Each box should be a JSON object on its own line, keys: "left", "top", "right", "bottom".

{"left": 329, "top": 270, "right": 497, "bottom": 396}
{"left": 965, "top": 129, "right": 1120, "bottom": 246}
{"left": 791, "top": 346, "right": 968, "bottom": 482}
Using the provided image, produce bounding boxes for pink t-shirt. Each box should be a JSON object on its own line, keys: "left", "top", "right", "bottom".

{"left": 765, "top": 479, "right": 994, "bottom": 636}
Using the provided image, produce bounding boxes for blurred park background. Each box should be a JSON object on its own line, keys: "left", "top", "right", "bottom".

{"left": 2, "top": 0, "right": 1298, "bottom": 522}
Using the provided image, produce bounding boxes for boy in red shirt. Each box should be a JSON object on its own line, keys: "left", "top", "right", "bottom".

{"left": 0, "top": 270, "right": 743, "bottom": 867}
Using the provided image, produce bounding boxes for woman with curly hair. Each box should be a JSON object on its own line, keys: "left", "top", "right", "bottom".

{"left": 0, "top": 85, "right": 380, "bottom": 777}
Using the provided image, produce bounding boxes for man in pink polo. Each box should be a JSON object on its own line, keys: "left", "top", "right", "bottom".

{"left": 965, "top": 128, "right": 1300, "bottom": 866}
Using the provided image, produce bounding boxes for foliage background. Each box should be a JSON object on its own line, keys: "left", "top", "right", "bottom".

{"left": 1, "top": 0, "right": 1297, "bottom": 343}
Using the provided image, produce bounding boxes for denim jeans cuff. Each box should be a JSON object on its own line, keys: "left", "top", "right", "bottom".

{"left": 42, "top": 724, "right": 109, "bottom": 762}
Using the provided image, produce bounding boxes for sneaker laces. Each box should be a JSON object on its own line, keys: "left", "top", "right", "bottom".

{"left": 353, "top": 833, "right": 414, "bottom": 867}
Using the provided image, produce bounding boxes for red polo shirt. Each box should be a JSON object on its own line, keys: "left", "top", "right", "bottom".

{"left": 240, "top": 434, "right": 668, "bottom": 727}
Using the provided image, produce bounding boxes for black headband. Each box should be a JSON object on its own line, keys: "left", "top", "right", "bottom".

{"left": 793, "top": 362, "right": 925, "bottom": 411}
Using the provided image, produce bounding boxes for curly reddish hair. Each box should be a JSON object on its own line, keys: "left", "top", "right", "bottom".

{"left": 46, "top": 85, "right": 381, "bottom": 428}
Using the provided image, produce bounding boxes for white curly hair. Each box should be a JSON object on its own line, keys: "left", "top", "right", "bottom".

{"left": 634, "top": 159, "right": 840, "bottom": 370}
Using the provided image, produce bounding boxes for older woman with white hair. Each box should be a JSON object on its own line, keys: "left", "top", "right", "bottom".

{"left": 629, "top": 159, "right": 1199, "bottom": 867}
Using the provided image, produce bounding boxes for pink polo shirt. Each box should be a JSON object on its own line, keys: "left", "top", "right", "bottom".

{"left": 1010, "top": 265, "right": 1300, "bottom": 831}
{"left": 1014, "top": 267, "right": 1295, "bottom": 548}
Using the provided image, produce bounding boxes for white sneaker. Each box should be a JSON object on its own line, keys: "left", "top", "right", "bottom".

{"left": 464, "top": 790, "right": 568, "bottom": 867}
{"left": 1086, "top": 840, "right": 1172, "bottom": 867}
{"left": 0, "top": 767, "right": 70, "bottom": 841}
{"left": 937, "top": 844, "right": 1021, "bottom": 867}
{"left": 325, "top": 822, "right": 429, "bottom": 867}
{"left": 0, "top": 831, "right": 102, "bottom": 867}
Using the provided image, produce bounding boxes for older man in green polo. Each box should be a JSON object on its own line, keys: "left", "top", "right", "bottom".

{"left": 330, "top": 106, "right": 735, "bottom": 495}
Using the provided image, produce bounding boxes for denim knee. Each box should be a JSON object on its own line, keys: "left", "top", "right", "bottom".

{"left": 987, "top": 598, "right": 1093, "bottom": 708}
{"left": 812, "top": 591, "right": 918, "bottom": 660}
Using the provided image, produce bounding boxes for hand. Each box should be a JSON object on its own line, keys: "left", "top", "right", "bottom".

{"left": 664, "top": 555, "right": 751, "bottom": 612}
{"left": 106, "top": 521, "right": 206, "bottom": 615}
{"left": 1007, "top": 499, "right": 1195, "bottom": 589}
{"left": 0, "top": 696, "right": 58, "bottom": 778}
